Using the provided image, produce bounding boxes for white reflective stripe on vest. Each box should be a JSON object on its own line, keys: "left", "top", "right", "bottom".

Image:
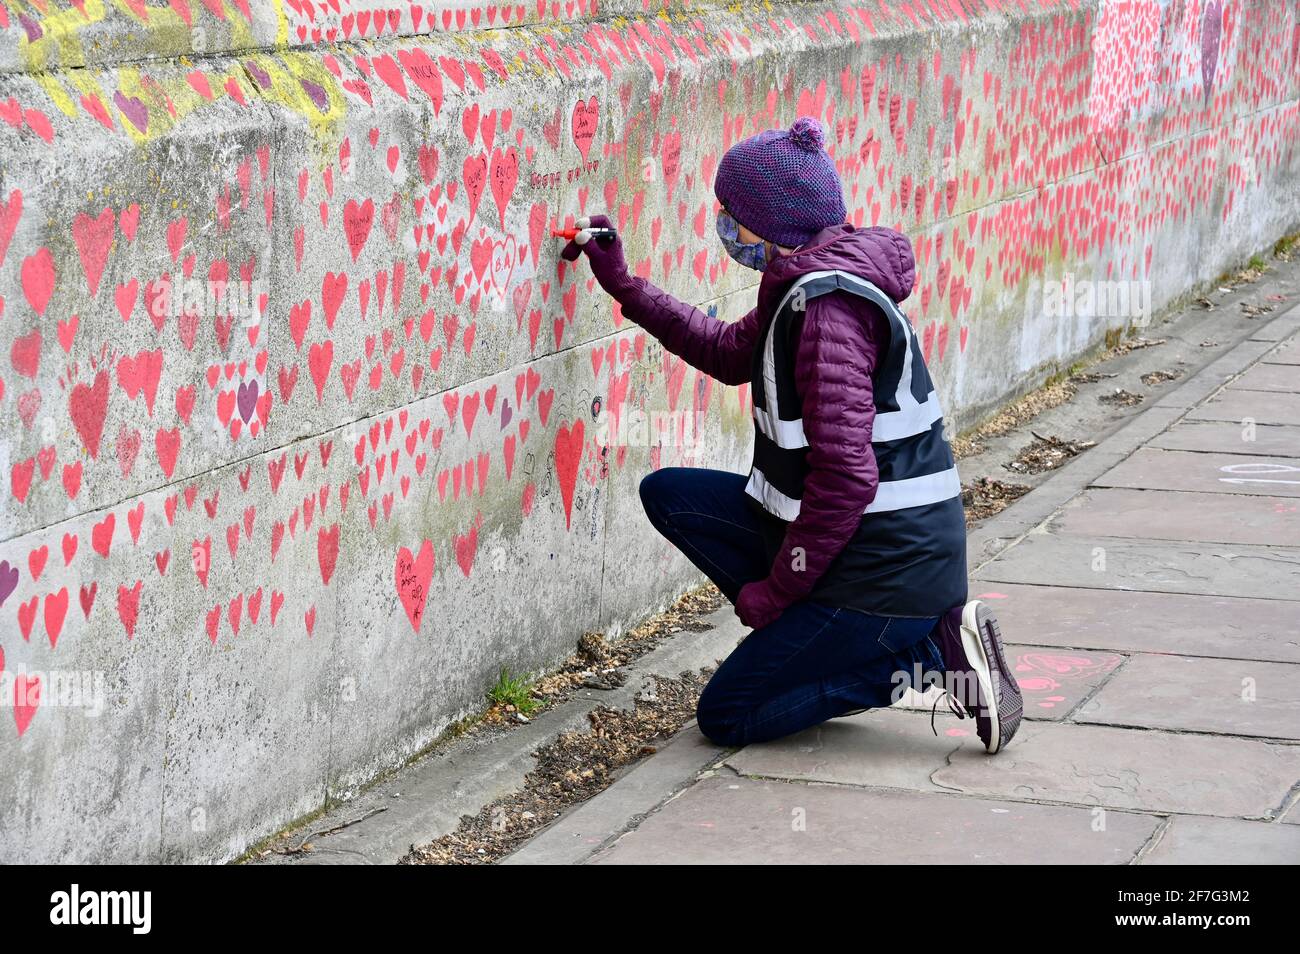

{"left": 753, "top": 404, "right": 808, "bottom": 448}
{"left": 744, "top": 468, "right": 803, "bottom": 522}
{"left": 756, "top": 391, "right": 943, "bottom": 448}
{"left": 746, "top": 465, "right": 962, "bottom": 521}
{"left": 760, "top": 269, "right": 945, "bottom": 447}
{"left": 872, "top": 390, "right": 944, "bottom": 442}
{"left": 863, "top": 466, "right": 961, "bottom": 513}
{"left": 758, "top": 285, "right": 784, "bottom": 437}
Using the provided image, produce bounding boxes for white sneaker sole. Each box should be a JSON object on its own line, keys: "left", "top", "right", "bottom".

{"left": 959, "top": 600, "right": 1000, "bottom": 753}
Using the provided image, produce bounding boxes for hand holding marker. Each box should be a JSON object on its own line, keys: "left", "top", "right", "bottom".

{"left": 552, "top": 215, "right": 618, "bottom": 246}
{"left": 556, "top": 213, "right": 636, "bottom": 297}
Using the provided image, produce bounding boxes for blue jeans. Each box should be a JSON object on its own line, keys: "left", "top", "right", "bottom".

{"left": 639, "top": 467, "right": 945, "bottom": 747}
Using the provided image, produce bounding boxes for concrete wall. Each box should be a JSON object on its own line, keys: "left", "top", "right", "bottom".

{"left": 1, "top": 0, "right": 1297, "bottom": 862}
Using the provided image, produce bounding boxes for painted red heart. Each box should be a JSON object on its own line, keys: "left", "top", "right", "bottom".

{"left": 553, "top": 419, "right": 584, "bottom": 531}
{"left": 395, "top": 539, "right": 435, "bottom": 633}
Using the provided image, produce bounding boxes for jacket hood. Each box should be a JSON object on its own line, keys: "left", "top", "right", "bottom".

{"left": 756, "top": 223, "right": 916, "bottom": 315}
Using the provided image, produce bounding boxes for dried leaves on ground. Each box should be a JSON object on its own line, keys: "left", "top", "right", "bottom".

{"left": 1069, "top": 370, "right": 1118, "bottom": 384}
{"left": 1140, "top": 368, "right": 1182, "bottom": 386}
{"left": 950, "top": 379, "right": 1077, "bottom": 459}
{"left": 1099, "top": 388, "right": 1145, "bottom": 407}
{"left": 1108, "top": 336, "right": 1167, "bottom": 356}
{"left": 962, "top": 477, "right": 1031, "bottom": 525}
{"left": 1004, "top": 432, "right": 1097, "bottom": 476}
{"left": 1241, "top": 300, "right": 1276, "bottom": 318}
{"left": 400, "top": 671, "right": 712, "bottom": 865}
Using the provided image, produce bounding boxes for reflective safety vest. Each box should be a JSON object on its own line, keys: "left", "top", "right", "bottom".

{"left": 745, "top": 269, "right": 962, "bottom": 522}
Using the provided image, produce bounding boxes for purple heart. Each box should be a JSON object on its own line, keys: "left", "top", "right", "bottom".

{"left": 0, "top": 560, "right": 18, "bottom": 609}
{"left": 500, "top": 399, "right": 513, "bottom": 430}
{"left": 1201, "top": 1, "right": 1223, "bottom": 103}
{"left": 19, "top": 14, "right": 43, "bottom": 42}
{"left": 243, "top": 60, "right": 272, "bottom": 90}
{"left": 237, "top": 379, "right": 260, "bottom": 424}
{"left": 299, "top": 78, "right": 329, "bottom": 113}
{"left": 113, "top": 91, "right": 149, "bottom": 134}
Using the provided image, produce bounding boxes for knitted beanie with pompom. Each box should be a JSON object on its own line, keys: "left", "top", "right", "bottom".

{"left": 713, "top": 115, "right": 846, "bottom": 249}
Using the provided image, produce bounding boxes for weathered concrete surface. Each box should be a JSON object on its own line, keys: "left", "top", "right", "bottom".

{"left": 727, "top": 710, "right": 1299, "bottom": 818}
{"left": 969, "top": 584, "right": 1300, "bottom": 663}
{"left": 974, "top": 534, "right": 1300, "bottom": 600}
{"left": 1186, "top": 389, "right": 1300, "bottom": 425}
{"left": 0, "top": 0, "right": 665, "bottom": 73}
{"left": 1073, "top": 654, "right": 1300, "bottom": 739}
{"left": 1049, "top": 487, "right": 1300, "bottom": 546}
{"left": 728, "top": 712, "right": 972, "bottom": 795}
{"left": 3, "top": 0, "right": 1300, "bottom": 862}
{"left": 1091, "top": 447, "right": 1300, "bottom": 497}
{"left": 1263, "top": 333, "right": 1300, "bottom": 364}
{"left": 930, "top": 722, "right": 1300, "bottom": 818}
{"left": 726, "top": 709, "right": 967, "bottom": 793}
{"left": 589, "top": 776, "right": 1161, "bottom": 865}
{"left": 1142, "top": 816, "right": 1300, "bottom": 864}
{"left": 1250, "top": 313, "right": 1300, "bottom": 342}
{"left": 1230, "top": 362, "right": 1299, "bottom": 392}
{"left": 1150, "top": 420, "right": 1300, "bottom": 456}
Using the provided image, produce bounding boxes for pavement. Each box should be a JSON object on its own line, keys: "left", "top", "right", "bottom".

{"left": 503, "top": 303, "right": 1300, "bottom": 866}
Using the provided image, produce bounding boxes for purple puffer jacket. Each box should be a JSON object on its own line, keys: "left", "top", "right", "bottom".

{"left": 614, "top": 222, "right": 916, "bottom": 628}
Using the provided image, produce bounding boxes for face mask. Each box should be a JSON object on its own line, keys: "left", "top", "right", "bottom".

{"left": 716, "top": 208, "right": 769, "bottom": 271}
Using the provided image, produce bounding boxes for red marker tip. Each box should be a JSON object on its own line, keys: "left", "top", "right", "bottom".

{"left": 551, "top": 226, "right": 618, "bottom": 239}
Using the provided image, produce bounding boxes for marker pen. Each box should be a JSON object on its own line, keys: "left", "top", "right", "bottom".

{"left": 551, "top": 226, "right": 617, "bottom": 243}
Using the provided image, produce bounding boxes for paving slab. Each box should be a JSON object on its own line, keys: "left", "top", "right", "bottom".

{"left": 1263, "top": 334, "right": 1300, "bottom": 365}
{"left": 1148, "top": 420, "right": 1300, "bottom": 457}
{"left": 588, "top": 776, "right": 1160, "bottom": 865}
{"left": 725, "top": 709, "right": 967, "bottom": 792}
{"left": 1141, "top": 816, "right": 1300, "bottom": 864}
{"left": 1150, "top": 342, "right": 1277, "bottom": 412}
{"left": 1073, "top": 654, "right": 1300, "bottom": 739}
{"left": 1010, "top": 645, "right": 1125, "bottom": 717}
{"left": 1049, "top": 488, "right": 1300, "bottom": 546}
{"left": 1186, "top": 389, "right": 1300, "bottom": 426}
{"left": 1092, "top": 447, "right": 1300, "bottom": 498}
{"left": 1249, "top": 307, "right": 1300, "bottom": 343}
{"left": 967, "top": 584, "right": 1300, "bottom": 663}
{"left": 894, "top": 644, "right": 1123, "bottom": 721}
{"left": 1228, "top": 362, "right": 1299, "bottom": 392}
{"left": 931, "top": 722, "right": 1300, "bottom": 818}
{"left": 974, "top": 533, "right": 1300, "bottom": 601}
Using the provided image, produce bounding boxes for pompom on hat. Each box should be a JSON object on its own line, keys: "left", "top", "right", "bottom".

{"left": 713, "top": 115, "right": 847, "bottom": 249}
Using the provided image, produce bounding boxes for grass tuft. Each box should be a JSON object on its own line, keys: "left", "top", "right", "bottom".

{"left": 488, "top": 669, "right": 541, "bottom": 715}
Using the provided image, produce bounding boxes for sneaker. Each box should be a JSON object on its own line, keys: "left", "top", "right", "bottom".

{"left": 931, "top": 601, "right": 1023, "bottom": 753}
